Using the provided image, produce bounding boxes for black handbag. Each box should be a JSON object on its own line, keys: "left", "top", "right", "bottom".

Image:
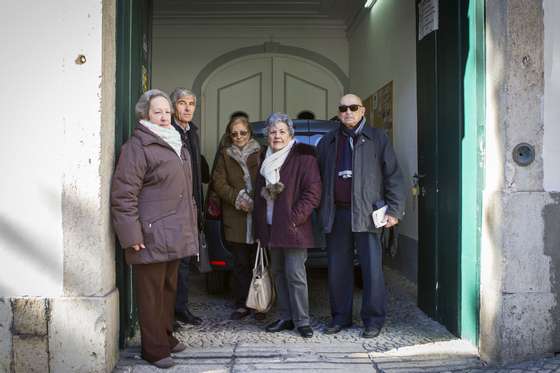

{"left": 196, "top": 230, "right": 212, "bottom": 273}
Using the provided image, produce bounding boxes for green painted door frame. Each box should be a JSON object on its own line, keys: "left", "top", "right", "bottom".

{"left": 115, "top": 0, "right": 153, "bottom": 348}
{"left": 417, "top": 0, "right": 484, "bottom": 345}
{"left": 460, "top": 0, "right": 485, "bottom": 346}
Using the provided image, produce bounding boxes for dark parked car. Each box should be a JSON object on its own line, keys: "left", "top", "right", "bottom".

{"left": 204, "top": 119, "right": 338, "bottom": 293}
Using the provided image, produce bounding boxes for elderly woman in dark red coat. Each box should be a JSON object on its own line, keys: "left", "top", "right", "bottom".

{"left": 111, "top": 89, "right": 198, "bottom": 369}
{"left": 253, "top": 112, "right": 322, "bottom": 338}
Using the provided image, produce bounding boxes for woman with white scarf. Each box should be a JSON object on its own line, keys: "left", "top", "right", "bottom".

{"left": 253, "top": 113, "right": 322, "bottom": 338}
{"left": 211, "top": 115, "right": 263, "bottom": 320}
{"left": 111, "top": 89, "right": 198, "bottom": 369}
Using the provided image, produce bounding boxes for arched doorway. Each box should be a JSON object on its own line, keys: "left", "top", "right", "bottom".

{"left": 199, "top": 53, "right": 344, "bottom": 163}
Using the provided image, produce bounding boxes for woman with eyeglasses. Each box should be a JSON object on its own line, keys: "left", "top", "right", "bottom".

{"left": 253, "top": 112, "right": 322, "bottom": 338}
{"left": 212, "top": 115, "right": 264, "bottom": 320}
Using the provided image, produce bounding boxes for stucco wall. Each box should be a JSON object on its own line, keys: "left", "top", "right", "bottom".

{"left": 0, "top": 2, "right": 68, "bottom": 297}
{"left": 0, "top": 0, "right": 118, "bottom": 371}
{"left": 347, "top": 0, "right": 418, "bottom": 280}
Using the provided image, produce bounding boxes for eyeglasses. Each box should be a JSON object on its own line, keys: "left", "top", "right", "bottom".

{"left": 230, "top": 130, "right": 249, "bottom": 138}
{"left": 338, "top": 104, "right": 363, "bottom": 113}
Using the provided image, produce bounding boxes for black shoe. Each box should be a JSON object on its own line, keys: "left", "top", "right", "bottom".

{"left": 265, "top": 319, "right": 294, "bottom": 332}
{"left": 254, "top": 312, "right": 266, "bottom": 321}
{"left": 323, "top": 322, "right": 351, "bottom": 335}
{"left": 175, "top": 309, "right": 202, "bottom": 325}
{"left": 361, "top": 326, "right": 381, "bottom": 339}
{"left": 230, "top": 308, "right": 251, "bottom": 320}
{"left": 297, "top": 325, "right": 314, "bottom": 338}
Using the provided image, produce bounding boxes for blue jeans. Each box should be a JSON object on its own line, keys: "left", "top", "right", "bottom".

{"left": 326, "top": 207, "right": 386, "bottom": 328}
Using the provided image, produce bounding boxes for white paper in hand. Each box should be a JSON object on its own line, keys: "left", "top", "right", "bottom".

{"left": 372, "top": 205, "right": 388, "bottom": 228}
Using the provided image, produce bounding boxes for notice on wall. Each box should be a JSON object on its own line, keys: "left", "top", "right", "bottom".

{"left": 363, "top": 81, "right": 394, "bottom": 144}
{"left": 418, "top": 0, "right": 439, "bottom": 41}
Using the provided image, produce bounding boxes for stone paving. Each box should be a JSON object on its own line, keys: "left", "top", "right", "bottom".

{"left": 115, "top": 267, "right": 560, "bottom": 372}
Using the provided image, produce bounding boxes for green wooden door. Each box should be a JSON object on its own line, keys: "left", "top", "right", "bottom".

{"left": 460, "top": 0, "right": 485, "bottom": 345}
{"left": 416, "top": 0, "right": 469, "bottom": 337}
{"left": 115, "top": 0, "right": 152, "bottom": 348}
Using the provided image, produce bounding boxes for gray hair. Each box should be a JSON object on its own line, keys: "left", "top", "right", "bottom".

{"left": 135, "top": 89, "right": 173, "bottom": 120}
{"left": 170, "top": 87, "right": 197, "bottom": 107}
{"left": 264, "top": 112, "right": 295, "bottom": 137}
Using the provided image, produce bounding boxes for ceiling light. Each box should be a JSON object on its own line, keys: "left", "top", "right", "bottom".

{"left": 364, "top": 0, "right": 377, "bottom": 8}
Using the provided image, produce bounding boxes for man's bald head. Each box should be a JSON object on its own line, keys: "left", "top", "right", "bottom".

{"left": 338, "top": 93, "right": 365, "bottom": 128}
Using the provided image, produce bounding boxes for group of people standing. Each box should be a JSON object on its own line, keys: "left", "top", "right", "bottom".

{"left": 110, "top": 88, "right": 406, "bottom": 368}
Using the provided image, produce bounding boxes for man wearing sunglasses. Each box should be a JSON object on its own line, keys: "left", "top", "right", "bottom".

{"left": 317, "top": 94, "right": 406, "bottom": 339}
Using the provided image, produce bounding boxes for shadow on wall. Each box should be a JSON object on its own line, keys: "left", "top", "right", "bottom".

{"left": 0, "top": 215, "right": 62, "bottom": 296}
{"left": 543, "top": 193, "right": 560, "bottom": 350}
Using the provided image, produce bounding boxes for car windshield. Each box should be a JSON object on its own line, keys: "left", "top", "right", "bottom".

{"left": 251, "top": 119, "right": 337, "bottom": 147}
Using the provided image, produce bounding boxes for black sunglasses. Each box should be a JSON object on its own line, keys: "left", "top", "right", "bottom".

{"left": 230, "top": 130, "right": 249, "bottom": 138}
{"left": 338, "top": 104, "right": 363, "bottom": 113}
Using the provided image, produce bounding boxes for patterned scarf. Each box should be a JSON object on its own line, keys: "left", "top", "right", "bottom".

{"left": 338, "top": 117, "right": 366, "bottom": 179}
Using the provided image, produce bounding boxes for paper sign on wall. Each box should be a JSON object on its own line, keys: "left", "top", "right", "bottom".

{"left": 418, "top": 0, "right": 439, "bottom": 41}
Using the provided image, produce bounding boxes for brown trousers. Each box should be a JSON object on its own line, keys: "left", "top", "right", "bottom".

{"left": 133, "top": 259, "right": 180, "bottom": 362}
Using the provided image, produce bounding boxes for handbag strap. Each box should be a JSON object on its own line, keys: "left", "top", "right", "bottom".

{"left": 261, "top": 244, "right": 269, "bottom": 268}
{"left": 253, "top": 239, "right": 264, "bottom": 273}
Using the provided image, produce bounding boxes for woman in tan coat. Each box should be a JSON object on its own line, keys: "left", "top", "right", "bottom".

{"left": 212, "top": 116, "right": 262, "bottom": 320}
{"left": 111, "top": 89, "right": 198, "bottom": 369}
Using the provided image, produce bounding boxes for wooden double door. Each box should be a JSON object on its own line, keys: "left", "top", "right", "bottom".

{"left": 201, "top": 54, "right": 343, "bottom": 162}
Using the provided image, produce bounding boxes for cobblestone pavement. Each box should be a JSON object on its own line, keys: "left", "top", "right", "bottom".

{"left": 115, "top": 267, "right": 560, "bottom": 372}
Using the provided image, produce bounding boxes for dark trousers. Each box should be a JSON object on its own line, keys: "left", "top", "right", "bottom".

{"left": 326, "top": 207, "right": 386, "bottom": 328}
{"left": 270, "top": 247, "right": 310, "bottom": 327}
{"left": 175, "top": 256, "right": 191, "bottom": 312}
{"left": 133, "top": 260, "right": 180, "bottom": 363}
{"left": 228, "top": 241, "right": 257, "bottom": 308}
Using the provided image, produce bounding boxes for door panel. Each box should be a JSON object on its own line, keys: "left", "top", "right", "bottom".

{"left": 416, "top": 0, "right": 467, "bottom": 336}
{"left": 273, "top": 56, "right": 341, "bottom": 120}
{"left": 202, "top": 57, "right": 272, "bottom": 162}
{"left": 435, "top": 0, "right": 467, "bottom": 335}
{"left": 417, "top": 30, "right": 438, "bottom": 319}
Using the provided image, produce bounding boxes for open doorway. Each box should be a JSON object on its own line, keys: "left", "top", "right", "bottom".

{"left": 115, "top": 0, "right": 484, "bottom": 350}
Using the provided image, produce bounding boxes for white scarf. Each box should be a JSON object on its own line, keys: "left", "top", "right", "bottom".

{"left": 140, "top": 120, "right": 183, "bottom": 158}
{"left": 260, "top": 139, "right": 296, "bottom": 186}
{"left": 260, "top": 139, "right": 295, "bottom": 225}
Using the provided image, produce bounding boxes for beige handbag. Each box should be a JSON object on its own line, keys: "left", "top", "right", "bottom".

{"left": 246, "top": 240, "right": 275, "bottom": 312}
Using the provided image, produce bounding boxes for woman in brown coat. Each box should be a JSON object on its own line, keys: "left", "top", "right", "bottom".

{"left": 111, "top": 89, "right": 198, "bottom": 369}
{"left": 212, "top": 116, "right": 262, "bottom": 320}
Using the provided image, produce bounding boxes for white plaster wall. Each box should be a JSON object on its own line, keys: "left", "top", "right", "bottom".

{"left": 544, "top": 0, "right": 560, "bottom": 192}
{"left": 0, "top": 1, "right": 106, "bottom": 297}
{"left": 347, "top": 0, "right": 418, "bottom": 240}
{"left": 152, "top": 24, "right": 348, "bottom": 94}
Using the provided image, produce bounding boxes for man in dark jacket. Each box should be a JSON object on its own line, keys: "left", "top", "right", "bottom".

{"left": 170, "top": 88, "right": 205, "bottom": 326}
{"left": 317, "top": 93, "right": 406, "bottom": 338}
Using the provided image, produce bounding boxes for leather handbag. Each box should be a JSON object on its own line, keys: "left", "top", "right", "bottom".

{"left": 246, "top": 240, "right": 275, "bottom": 312}
{"left": 196, "top": 230, "right": 212, "bottom": 273}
